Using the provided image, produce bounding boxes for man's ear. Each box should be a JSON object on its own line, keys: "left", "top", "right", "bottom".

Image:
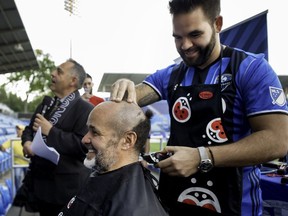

{"left": 214, "top": 15, "right": 223, "bottom": 33}
{"left": 70, "top": 76, "right": 78, "bottom": 87}
{"left": 121, "top": 131, "right": 137, "bottom": 150}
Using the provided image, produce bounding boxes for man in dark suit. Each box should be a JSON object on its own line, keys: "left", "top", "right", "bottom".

{"left": 20, "top": 59, "right": 94, "bottom": 216}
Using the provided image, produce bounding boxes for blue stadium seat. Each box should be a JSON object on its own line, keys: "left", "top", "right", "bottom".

{"left": 0, "top": 184, "right": 12, "bottom": 209}
{"left": 0, "top": 152, "right": 5, "bottom": 176}
{"left": 5, "top": 127, "right": 16, "bottom": 135}
{"left": 0, "top": 136, "right": 7, "bottom": 145}
{"left": 2, "top": 151, "right": 11, "bottom": 173}
{"left": 4, "top": 179, "right": 13, "bottom": 199}
{"left": 0, "top": 195, "right": 5, "bottom": 216}
{"left": 0, "top": 128, "right": 5, "bottom": 136}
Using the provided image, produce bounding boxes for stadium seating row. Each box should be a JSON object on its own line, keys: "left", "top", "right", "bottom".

{"left": 0, "top": 179, "right": 13, "bottom": 216}
{"left": 0, "top": 113, "right": 27, "bottom": 177}
{"left": 0, "top": 150, "right": 12, "bottom": 177}
{"left": 0, "top": 114, "right": 28, "bottom": 215}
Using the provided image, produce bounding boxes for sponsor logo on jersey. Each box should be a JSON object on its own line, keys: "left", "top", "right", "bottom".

{"left": 199, "top": 91, "right": 213, "bottom": 99}
{"left": 214, "top": 74, "right": 232, "bottom": 91}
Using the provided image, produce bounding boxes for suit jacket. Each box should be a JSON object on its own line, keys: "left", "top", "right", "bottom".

{"left": 21, "top": 91, "right": 94, "bottom": 205}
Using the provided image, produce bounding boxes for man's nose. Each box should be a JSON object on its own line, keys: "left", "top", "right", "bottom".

{"left": 181, "top": 38, "right": 193, "bottom": 50}
{"left": 81, "top": 133, "right": 90, "bottom": 144}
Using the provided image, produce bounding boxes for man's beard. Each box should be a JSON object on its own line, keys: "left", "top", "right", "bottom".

{"left": 179, "top": 31, "right": 216, "bottom": 67}
{"left": 93, "top": 139, "right": 119, "bottom": 173}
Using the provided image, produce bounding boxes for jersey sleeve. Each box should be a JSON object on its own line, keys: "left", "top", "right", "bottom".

{"left": 143, "top": 64, "right": 176, "bottom": 100}
{"left": 236, "top": 54, "right": 288, "bottom": 116}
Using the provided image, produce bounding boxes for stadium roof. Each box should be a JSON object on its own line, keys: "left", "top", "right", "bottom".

{"left": 0, "top": 0, "right": 39, "bottom": 74}
{"left": 97, "top": 73, "right": 150, "bottom": 92}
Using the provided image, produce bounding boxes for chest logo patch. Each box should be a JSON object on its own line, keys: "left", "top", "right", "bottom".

{"left": 214, "top": 74, "right": 232, "bottom": 92}
{"left": 172, "top": 97, "right": 191, "bottom": 123}
{"left": 199, "top": 91, "right": 213, "bottom": 99}
{"left": 269, "top": 86, "right": 286, "bottom": 106}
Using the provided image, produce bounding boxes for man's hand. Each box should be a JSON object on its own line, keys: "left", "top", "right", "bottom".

{"left": 23, "top": 141, "right": 34, "bottom": 157}
{"left": 33, "top": 113, "right": 53, "bottom": 136}
{"left": 82, "top": 92, "right": 92, "bottom": 100}
{"left": 156, "top": 146, "right": 200, "bottom": 177}
{"left": 110, "top": 79, "right": 137, "bottom": 103}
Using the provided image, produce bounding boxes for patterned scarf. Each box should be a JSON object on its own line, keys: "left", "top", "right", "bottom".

{"left": 42, "top": 92, "right": 77, "bottom": 143}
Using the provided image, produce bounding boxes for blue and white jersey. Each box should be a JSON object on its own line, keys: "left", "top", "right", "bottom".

{"left": 144, "top": 47, "right": 288, "bottom": 216}
{"left": 144, "top": 47, "right": 288, "bottom": 141}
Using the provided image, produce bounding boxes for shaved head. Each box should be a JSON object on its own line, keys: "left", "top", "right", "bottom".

{"left": 91, "top": 101, "right": 145, "bottom": 131}
{"left": 87, "top": 101, "right": 151, "bottom": 153}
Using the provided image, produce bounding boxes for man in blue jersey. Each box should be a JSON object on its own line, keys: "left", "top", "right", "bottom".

{"left": 110, "top": 0, "right": 288, "bottom": 215}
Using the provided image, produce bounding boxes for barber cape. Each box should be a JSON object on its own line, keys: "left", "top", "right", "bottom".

{"left": 58, "top": 162, "right": 168, "bottom": 216}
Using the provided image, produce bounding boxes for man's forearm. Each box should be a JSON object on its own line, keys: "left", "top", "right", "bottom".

{"left": 21, "top": 126, "right": 34, "bottom": 146}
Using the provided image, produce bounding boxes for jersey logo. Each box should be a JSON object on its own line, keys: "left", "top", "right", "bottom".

{"left": 214, "top": 74, "right": 232, "bottom": 91}
{"left": 172, "top": 97, "right": 191, "bottom": 123}
{"left": 269, "top": 86, "right": 286, "bottom": 106}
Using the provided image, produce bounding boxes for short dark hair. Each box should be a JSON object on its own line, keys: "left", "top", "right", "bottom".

{"left": 86, "top": 73, "right": 92, "bottom": 80}
{"left": 169, "top": 0, "right": 221, "bottom": 24}
{"left": 132, "top": 109, "right": 153, "bottom": 153}
{"left": 67, "top": 58, "right": 86, "bottom": 89}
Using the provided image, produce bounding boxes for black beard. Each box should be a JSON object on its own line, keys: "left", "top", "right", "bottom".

{"left": 180, "top": 31, "right": 216, "bottom": 68}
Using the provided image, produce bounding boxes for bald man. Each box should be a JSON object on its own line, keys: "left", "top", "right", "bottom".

{"left": 58, "top": 101, "right": 168, "bottom": 216}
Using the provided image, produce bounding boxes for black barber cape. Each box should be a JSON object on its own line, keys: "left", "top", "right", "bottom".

{"left": 58, "top": 162, "right": 168, "bottom": 216}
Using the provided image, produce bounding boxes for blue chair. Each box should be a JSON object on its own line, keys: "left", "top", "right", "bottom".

{"left": 2, "top": 151, "right": 10, "bottom": 173}
{"left": 0, "top": 195, "right": 5, "bottom": 216}
{"left": 0, "top": 184, "right": 12, "bottom": 209}
{"left": 4, "top": 149, "right": 12, "bottom": 171}
{"left": 0, "top": 152, "right": 4, "bottom": 176}
{"left": 4, "top": 179, "right": 13, "bottom": 199}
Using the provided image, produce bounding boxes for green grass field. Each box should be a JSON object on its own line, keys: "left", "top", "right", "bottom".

{"left": 149, "top": 140, "right": 167, "bottom": 152}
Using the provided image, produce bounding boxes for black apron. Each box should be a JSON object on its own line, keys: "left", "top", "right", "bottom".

{"left": 159, "top": 49, "right": 243, "bottom": 216}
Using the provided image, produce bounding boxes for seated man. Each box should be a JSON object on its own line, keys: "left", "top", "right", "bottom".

{"left": 58, "top": 101, "right": 168, "bottom": 216}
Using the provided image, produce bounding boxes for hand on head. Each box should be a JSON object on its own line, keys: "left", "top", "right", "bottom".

{"left": 110, "top": 79, "right": 137, "bottom": 104}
